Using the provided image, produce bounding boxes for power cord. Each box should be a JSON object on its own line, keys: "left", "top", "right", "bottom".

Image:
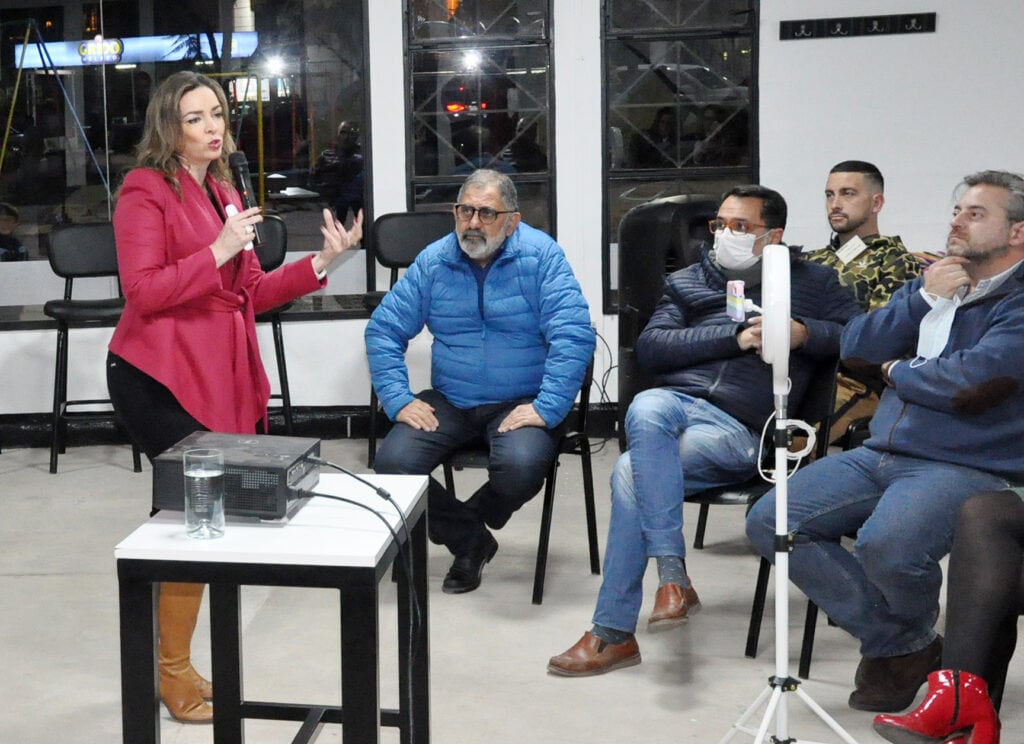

{"left": 300, "top": 455, "right": 425, "bottom": 732}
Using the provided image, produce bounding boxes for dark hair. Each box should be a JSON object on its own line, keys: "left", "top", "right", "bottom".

{"left": 829, "top": 160, "right": 884, "bottom": 192}
{"left": 0, "top": 202, "right": 18, "bottom": 220}
{"left": 960, "top": 170, "right": 1024, "bottom": 223}
{"left": 722, "top": 184, "right": 787, "bottom": 229}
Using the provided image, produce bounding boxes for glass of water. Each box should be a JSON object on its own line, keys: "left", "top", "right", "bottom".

{"left": 183, "top": 448, "right": 225, "bottom": 539}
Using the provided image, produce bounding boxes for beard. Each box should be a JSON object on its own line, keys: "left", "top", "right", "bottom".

{"left": 828, "top": 211, "right": 867, "bottom": 235}
{"left": 947, "top": 237, "right": 1009, "bottom": 264}
{"left": 458, "top": 228, "right": 504, "bottom": 262}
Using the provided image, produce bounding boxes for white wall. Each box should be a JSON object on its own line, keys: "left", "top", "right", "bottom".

{"left": 4, "top": 1, "right": 1023, "bottom": 415}
{"left": 759, "top": 0, "right": 1024, "bottom": 253}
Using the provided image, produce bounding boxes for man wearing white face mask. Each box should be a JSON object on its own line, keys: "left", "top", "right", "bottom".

{"left": 549, "top": 185, "right": 861, "bottom": 676}
{"left": 747, "top": 170, "right": 1024, "bottom": 716}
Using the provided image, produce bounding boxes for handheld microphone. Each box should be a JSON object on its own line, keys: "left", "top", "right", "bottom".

{"left": 227, "top": 151, "right": 263, "bottom": 248}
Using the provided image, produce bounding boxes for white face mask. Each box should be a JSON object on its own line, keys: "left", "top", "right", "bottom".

{"left": 714, "top": 228, "right": 763, "bottom": 271}
{"left": 914, "top": 294, "right": 961, "bottom": 361}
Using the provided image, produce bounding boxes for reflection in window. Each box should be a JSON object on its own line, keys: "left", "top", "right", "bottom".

{"left": 608, "top": 38, "right": 751, "bottom": 171}
{"left": 608, "top": 0, "right": 751, "bottom": 32}
{"left": 411, "top": 0, "right": 547, "bottom": 40}
{"left": 408, "top": 1, "right": 552, "bottom": 234}
{"left": 0, "top": 0, "right": 367, "bottom": 263}
{"left": 603, "top": 1, "right": 757, "bottom": 312}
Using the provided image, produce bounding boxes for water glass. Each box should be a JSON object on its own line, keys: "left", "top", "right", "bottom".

{"left": 184, "top": 448, "right": 225, "bottom": 539}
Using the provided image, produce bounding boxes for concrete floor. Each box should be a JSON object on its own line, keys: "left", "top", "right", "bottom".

{"left": 2, "top": 438, "right": 1020, "bottom": 743}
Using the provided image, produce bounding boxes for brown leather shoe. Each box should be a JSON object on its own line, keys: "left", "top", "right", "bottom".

{"left": 849, "top": 636, "right": 943, "bottom": 712}
{"left": 547, "top": 631, "right": 641, "bottom": 677}
{"left": 648, "top": 583, "right": 701, "bottom": 629}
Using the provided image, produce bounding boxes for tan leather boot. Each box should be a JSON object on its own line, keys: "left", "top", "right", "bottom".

{"left": 158, "top": 582, "right": 213, "bottom": 723}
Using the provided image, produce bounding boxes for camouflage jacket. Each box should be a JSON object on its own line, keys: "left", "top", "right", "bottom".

{"left": 806, "top": 235, "right": 921, "bottom": 312}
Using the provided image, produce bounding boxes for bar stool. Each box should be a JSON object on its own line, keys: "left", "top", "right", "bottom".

{"left": 253, "top": 215, "right": 294, "bottom": 434}
{"left": 43, "top": 222, "right": 142, "bottom": 474}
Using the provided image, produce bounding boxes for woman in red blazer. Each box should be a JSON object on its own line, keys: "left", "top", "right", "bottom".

{"left": 107, "top": 71, "right": 362, "bottom": 722}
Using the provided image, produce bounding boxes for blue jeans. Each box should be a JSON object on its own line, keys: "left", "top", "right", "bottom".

{"left": 593, "top": 389, "right": 760, "bottom": 633}
{"left": 372, "top": 389, "right": 562, "bottom": 556}
{"left": 745, "top": 446, "right": 1010, "bottom": 657}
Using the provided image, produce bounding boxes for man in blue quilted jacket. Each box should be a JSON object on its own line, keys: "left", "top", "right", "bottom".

{"left": 549, "top": 185, "right": 861, "bottom": 676}
{"left": 367, "top": 169, "right": 595, "bottom": 594}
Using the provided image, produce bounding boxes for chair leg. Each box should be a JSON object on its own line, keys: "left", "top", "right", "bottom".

{"left": 367, "top": 389, "right": 378, "bottom": 469}
{"left": 131, "top": 441, "right": 143, "bottom": 473}
{"left": 798, "top": 600, "right": 819, "bottom": 679}
{"left": 745, "top": 556, "right": 772, "bottom": 658}
{"left": 693, "top": 503, "right": 710, "bottom": 549}
{"left": 49, "top": 325, "right": 68, "bottom": 474}
{"left": 442, "top": 462, "right": 455, "bottom": 496}
{"left": 580, "top": 443, "right": 600, "bottom": 575}
{"left": 532, "top": 460, "right": 559, "bottom": 605}
{"left": 271, "top": 317, "right": 293, "bottom": 435}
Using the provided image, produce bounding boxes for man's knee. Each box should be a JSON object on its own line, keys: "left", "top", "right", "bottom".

{"left": 624, "top": 388, "right": 675, "bottom": 434}
{"left": 609, "top": 452, "right": 638, "bottom": 508}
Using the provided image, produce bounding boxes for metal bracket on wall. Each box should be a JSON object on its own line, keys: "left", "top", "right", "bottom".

{"left": 780, "top": 13, "right": 936, "bottom": 41}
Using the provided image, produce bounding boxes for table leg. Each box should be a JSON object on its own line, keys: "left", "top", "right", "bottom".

{"left": 119, "top": 574, "right": 160, "bottom": 744}
{"left": 339, "top": 583, "right": 380, "bottom": 744}
{"left": 397, "top": 515, "right": 430, "bottom": 744}
{"left": 210, "top": 583, "right": 244, "bottom": 744}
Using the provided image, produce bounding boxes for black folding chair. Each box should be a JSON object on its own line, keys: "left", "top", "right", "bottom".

{"left": 365, "top": 210, "right": 455, "bottom": 466}
{"left": 253, "top": 215, "right": 294, "bottom": 434}
{"left": 43, "top": 222, "right": 142, "bottom": 474}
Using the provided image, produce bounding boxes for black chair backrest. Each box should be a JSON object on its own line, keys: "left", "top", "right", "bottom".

{"left": 616, "top": 194, "right": 718, "bottom": 443}
{"left": 794, "top": 357, "right": 840, "bottom": 427}
{"left": 47, "top": 222, "right": 119, "bottom": 281}
{"left": 617, "top": 193, "right": 718, "bottom": 333}
{"left": 370, "top": 211, "right": 454, "bottom": 286}
{"left": 254, "top": 214, "right": 288, "bottom": 272}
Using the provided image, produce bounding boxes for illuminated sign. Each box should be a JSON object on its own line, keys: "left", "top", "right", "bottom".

{"left": 15, "top": 32, "right": 259, "bottom": 69}
{"left": 78, "top": 36, "right": 123, "bottom": 65}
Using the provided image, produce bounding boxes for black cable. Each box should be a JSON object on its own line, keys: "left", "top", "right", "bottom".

{"left": 302, "top": 455, "right": 421, "bottom": 624}
{"left": 300, "top": 454, "right": 426, "bottom": 732}
{"left": 300, "top": 488, "right": 424, "bottom": 735}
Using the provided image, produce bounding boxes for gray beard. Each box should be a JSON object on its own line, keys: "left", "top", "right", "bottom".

{"left": 458, "top": 233, "right": 503, "bottom": 262}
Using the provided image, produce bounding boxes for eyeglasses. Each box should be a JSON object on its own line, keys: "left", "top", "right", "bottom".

{"left": 454, "top": 204, "right": 517, "bottom": 225}
{"left": 708, "top": 218, "right": 766, "bottom": 235}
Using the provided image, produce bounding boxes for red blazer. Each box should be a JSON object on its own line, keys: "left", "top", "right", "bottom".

{"left": 110, "top": 167, "right": 324, "bottom": 433}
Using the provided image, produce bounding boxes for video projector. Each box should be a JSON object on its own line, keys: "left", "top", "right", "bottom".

{"left": 152, "top": 432, "right": 321, "bottom": 519}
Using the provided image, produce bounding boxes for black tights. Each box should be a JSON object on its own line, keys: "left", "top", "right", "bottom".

{"left": 942, "top": 489, "right": 1024, "bottom": 710}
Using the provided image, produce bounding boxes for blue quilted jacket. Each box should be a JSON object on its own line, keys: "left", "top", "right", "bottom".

{"left": 365, "top": 222, "right": 595, "bottom": 427}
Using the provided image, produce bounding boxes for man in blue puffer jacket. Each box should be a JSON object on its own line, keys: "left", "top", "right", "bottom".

{"left": 549, "top": 185, "right": 861, "bottom": 676}
{"left": 367, "top": 169, "right": 595, "bottom": 594}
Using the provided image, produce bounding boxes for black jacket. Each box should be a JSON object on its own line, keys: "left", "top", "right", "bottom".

{"left": 636, "top": 247, "right": 862, "bottom": 430}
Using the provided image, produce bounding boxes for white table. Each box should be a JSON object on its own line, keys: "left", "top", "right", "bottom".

{"left": 115, "top": 473, "right": 429, "bottom": 744}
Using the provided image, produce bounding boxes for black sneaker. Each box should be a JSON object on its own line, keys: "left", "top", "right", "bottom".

{"left": 442, "top": 532, "right": 499, "bottom": 594}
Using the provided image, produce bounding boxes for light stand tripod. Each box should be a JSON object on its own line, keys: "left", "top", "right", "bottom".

{"left": 718, "top": 245, "right": 858, "bottom": 744}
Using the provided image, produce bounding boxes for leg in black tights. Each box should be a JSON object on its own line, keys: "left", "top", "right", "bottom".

{"left": 107, "top": 352, "right": 207, "bottom": 462}
{"left": 942, "top": 489, "right": 1024, "bottom": 710}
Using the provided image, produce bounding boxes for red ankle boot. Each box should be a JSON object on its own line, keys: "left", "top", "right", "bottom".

{"left": 873, "top": 669, "right": 999, "bottom": 744}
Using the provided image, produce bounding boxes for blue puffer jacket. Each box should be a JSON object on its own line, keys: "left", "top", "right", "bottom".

{"left": 637, "top": 248, "right": 862, "bottom": 430}
{"left": 844, "top": 267, "right": 1024, "bottom": 481}
{"left": 365, "top": 222, "right": 595, "bottom": 427}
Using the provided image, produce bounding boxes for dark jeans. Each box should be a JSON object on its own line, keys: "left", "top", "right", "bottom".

{"left": 372, "top": 389, "right": 563, "bottom": 556}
